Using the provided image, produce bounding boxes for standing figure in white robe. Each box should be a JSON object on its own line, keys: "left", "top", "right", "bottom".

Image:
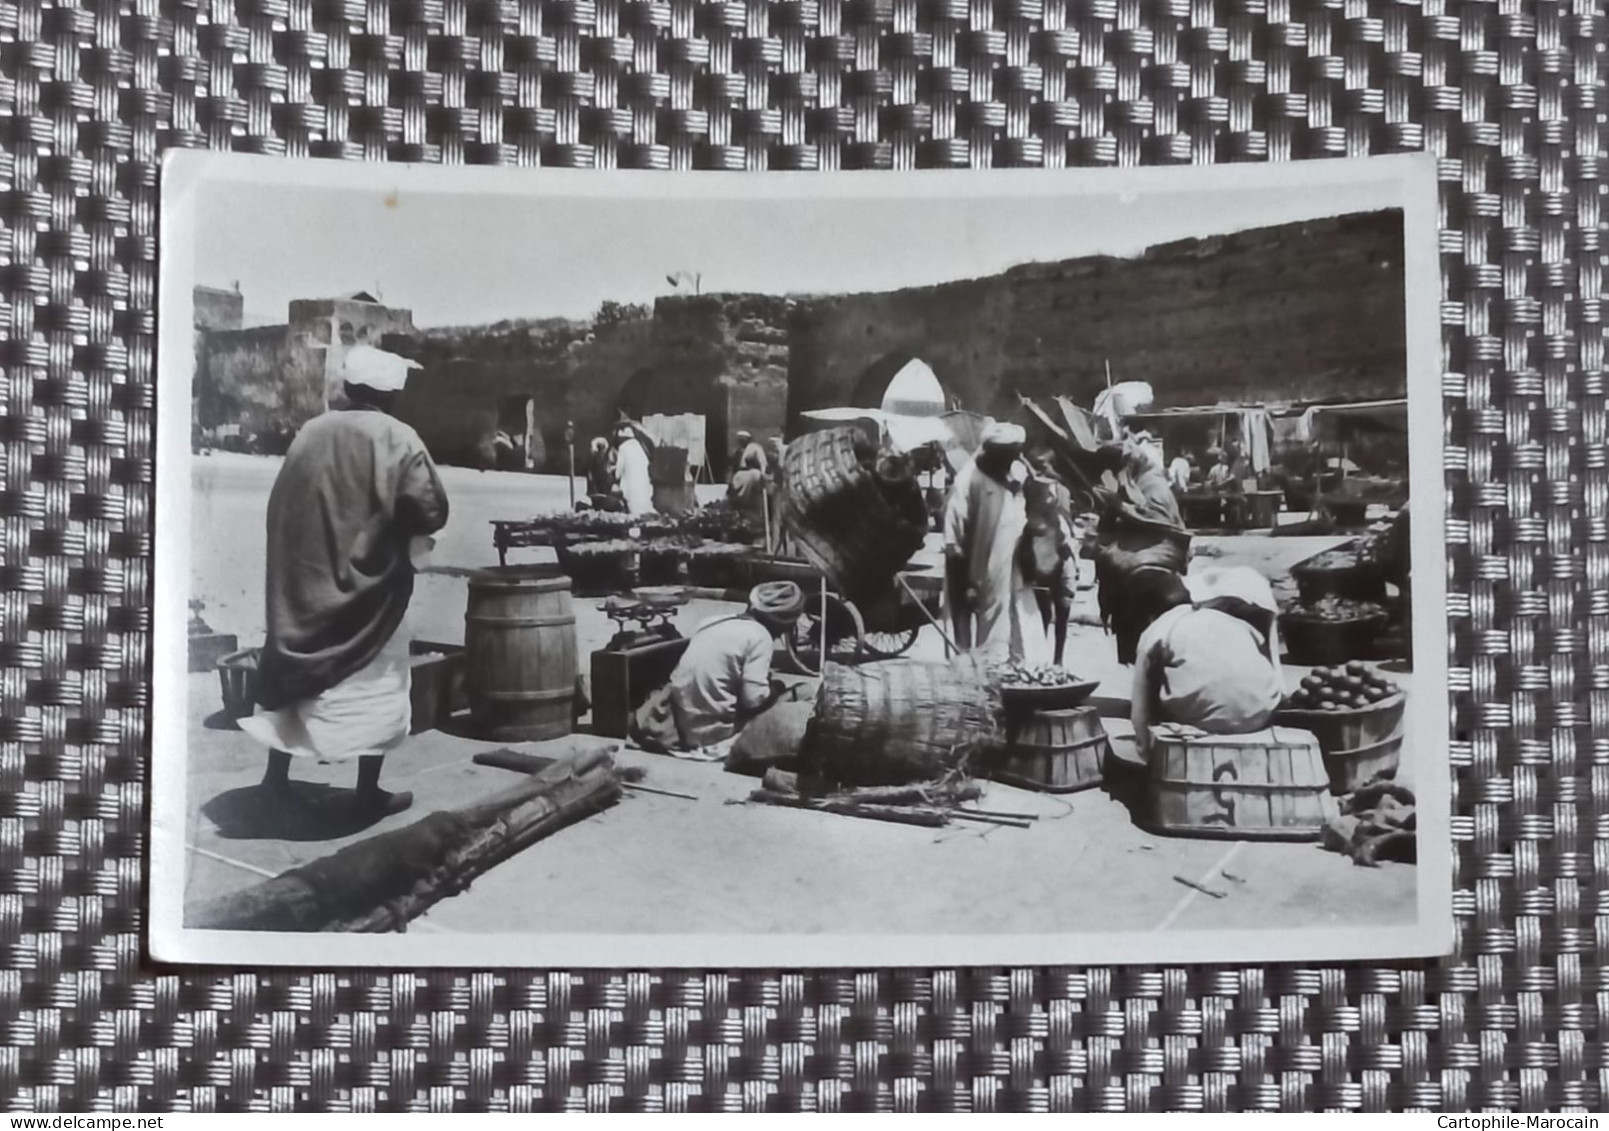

{"left": 240, "top": 345, "right": 450, "bottom": 819}
{"left": 613, "top": 423, "right": 654, "bottom": 515}
{"left": 942, "top": 423, "right": 1051, "bottom": 665}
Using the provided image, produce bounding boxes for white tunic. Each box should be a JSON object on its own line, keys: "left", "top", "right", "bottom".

{"left": 238, "top": 629, "right": 412, "bottom": 763}
{"left": 615, "top": 437, "right": 654, "bottom": 515}
{"left": 941, "top": 458, "right": 1050, "bottom": 665}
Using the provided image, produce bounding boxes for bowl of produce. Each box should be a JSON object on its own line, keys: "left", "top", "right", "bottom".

{"left": 1280, "top": 662, "right": 1403, "bottom": 714}
{"left": 995, "top": 662, "right": 1100, "bottom": 710}
{"left": 1274, "top": 663, "right": 1407, "bottom": 794}
{"left": 1279, "top": 596, "right": 1390, "bottom": 666}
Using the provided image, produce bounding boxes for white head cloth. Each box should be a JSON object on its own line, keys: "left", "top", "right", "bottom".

{"left": 980, "top": 421, "right": 1027, "bottom": 449}
{"left": 342, "top": 344, "right": 420, "bottom": 393}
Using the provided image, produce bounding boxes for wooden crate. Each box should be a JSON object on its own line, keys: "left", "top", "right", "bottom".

{"left": 988, "top": 705, "right": 1109, "bottom": 793}
{"left": 408, "top": 641, "right": 466, "bottom": 734}
{"left": 189, "top": 632, "right": 239, "bottom": 673}
{"left": 1145, "top": 724, "right": 1339, "bottom": 841}
{"left": 589, "top": 635, "right": 690, "bottom": 738}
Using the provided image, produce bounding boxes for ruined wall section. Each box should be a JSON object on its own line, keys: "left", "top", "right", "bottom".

{"left": 198, "top": 326, "right": 329, "bottom": 446}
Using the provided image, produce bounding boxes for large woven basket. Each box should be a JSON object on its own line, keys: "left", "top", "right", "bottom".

{"left": 778, "top": 428, "right": 928, "bottom": 603}
{"left": 801, "top": 658, "right": 999, "bottom": 787}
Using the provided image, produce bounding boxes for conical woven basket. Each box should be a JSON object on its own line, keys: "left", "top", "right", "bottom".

{"left": 778, "top": 428, "right": 928, "bottom": 603}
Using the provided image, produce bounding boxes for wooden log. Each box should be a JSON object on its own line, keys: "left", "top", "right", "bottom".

{"left": 187, "top": 749, "right": 621, "bottom": 932}
{"left": 747, "top": 788, "right": 949, "bottom": 828}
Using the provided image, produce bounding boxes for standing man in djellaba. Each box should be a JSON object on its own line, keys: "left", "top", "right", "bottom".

{"left": 239, "top": 344, "right": 450, "bottom": 819}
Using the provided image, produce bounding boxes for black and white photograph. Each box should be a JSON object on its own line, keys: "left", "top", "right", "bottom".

{"left": 152, "top": 153, "right": 1448, "bottom": 967}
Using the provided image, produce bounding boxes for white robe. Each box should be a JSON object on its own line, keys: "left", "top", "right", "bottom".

{"left": 616, "top": 438, "right": 654, "bottom": 515}
{"left": 238, "top": 629, "right": 411, "bottom": 763}
{"left": 942, "top": 458, "right": 1051, "bottom": 665}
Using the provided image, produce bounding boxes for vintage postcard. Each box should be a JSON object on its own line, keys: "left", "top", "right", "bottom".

{"left": 152, "top": 153, "right": 1449, "bottom": 967}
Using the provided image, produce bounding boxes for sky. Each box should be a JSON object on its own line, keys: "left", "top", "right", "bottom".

{"left": 194, "top": 175, "right": 1399, "bottom": 329}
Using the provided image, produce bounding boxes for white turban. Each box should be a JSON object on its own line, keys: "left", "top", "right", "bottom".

{"left": 980, "top": 421, "right": 1027, "bottom": 449}
{"left": 342, "top": 344, "right": 420, "bottom": 393}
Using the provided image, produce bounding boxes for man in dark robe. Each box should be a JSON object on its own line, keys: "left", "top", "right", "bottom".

{"left": 239, "top": 345, "right": 450, "bottom": 817}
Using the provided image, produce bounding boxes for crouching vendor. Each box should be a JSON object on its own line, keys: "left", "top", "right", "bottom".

{"left": 629, "top": 581, "right": 805, "bottom": 758}
{"left": 1126, "top": 569, "right": 1285, "bottom": 758}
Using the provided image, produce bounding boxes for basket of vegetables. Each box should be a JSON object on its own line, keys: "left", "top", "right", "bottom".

{"left": 556, "top": 539, "right": 638, "bottom": 596}
{"left": 1290, "top": 545, "right": 1386, "bottom": 603}
{"left": 994, "top": 662, "right": 1100, "bottom": 712}
{"left": 1273, "top": 663, "right": 1405, "bottom": 794}
{"left": 685, "top": 542, "right": 755, "bottom": 589}
{"left": 637, "top": 537, "right": 697, "bottom": 587}
{"left": 1279, "top": 596, "right": 1389, "bottom": 666}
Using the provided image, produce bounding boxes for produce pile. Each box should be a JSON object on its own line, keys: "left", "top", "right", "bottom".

{"left": 995, "top": 661, "right": 1086, "bottom": 690}
{"left": 679, "top": 501, "right": 762, "bottom": 544}
{"left": 1283, "top": 663, "right": 1400, "bottom": 712}
{"left": 1300, "top": 547, "right": 1362, "bottom": 572}
{"left": 516, "top": 510, "right": 675, "bottom": 541}
{"left": 1283, "top": 595, "right": 1388, "bottom": 622}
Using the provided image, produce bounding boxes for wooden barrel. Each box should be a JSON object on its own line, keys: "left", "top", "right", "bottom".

{"left": 989, "top": 706, "right": 1109, "bottom": 793}
{"left": 1144, "top": 724, "right": 1339, "bottom": 840}
{"left": 802, "top": 658, "right": 998, "bottom": 786}
{"left": 464, "top": 566, "right": 578, "bottom": 742}
{"left": 1273, "top": 692, "right": 1405, "bottom": 795}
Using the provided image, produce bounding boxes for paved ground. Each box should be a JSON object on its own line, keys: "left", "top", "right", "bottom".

{"left": 182, "top": 453, "right": 1418, "bottom": 938}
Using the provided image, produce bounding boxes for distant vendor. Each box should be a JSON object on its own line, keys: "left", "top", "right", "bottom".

{"left": 630, "top": 581, "right": 805, "bottom": 754}
{"left": 613, "top": 421, "right": 654, "bottom": 515}
{"left": 1125, "top": 569, "right": 1284, "bottom": 757}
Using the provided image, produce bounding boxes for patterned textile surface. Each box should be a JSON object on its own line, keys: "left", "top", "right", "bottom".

{"left": 2, "top": 0, "right": 1604, "bottom": 1112}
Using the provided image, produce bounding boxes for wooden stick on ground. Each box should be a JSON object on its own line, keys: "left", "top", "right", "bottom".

{"left": 747, "top": 788, "right": 950, "bottom": 828}
{"left": 948, "top": 810, "right": 1033, "bottom": 829}
{"left": 474, "top": 746, "right": 697, "bottom": 801}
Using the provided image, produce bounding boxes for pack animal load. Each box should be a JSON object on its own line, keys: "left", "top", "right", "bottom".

{"left": 801, "top": 658, "right": 999, "bottom": 787}
{"left": 777, "top": 427, "right": 929, "bottom": 605}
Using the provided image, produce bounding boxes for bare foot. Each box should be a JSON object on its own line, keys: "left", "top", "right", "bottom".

{"left": 353, "top": 789, "right": 413, "bottom": 818}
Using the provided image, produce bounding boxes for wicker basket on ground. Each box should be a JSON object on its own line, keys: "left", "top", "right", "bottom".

{"left": 800, "top": 658, "right": 1000, "bottom": 787}
{"left": 778, "top": 428, "right": 929, "bottom": 604}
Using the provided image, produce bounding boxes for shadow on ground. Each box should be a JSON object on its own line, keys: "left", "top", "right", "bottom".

{"left": 201, "top": 783, "right": 398, "bottom": 842}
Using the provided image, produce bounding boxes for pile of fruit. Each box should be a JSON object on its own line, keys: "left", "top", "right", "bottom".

{"left": 1284, "top": 663, "right": 1400, "bottom": 711}
{"left": 997, "top": 662, "right": 1084, "bottom": 689}
{"left": 1283, "top": 595, "right": 1387, "bottom": 622}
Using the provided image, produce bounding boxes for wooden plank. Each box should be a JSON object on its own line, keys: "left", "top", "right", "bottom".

{"left": 1240, "top": 740, "right": 1270, "bottom": 830}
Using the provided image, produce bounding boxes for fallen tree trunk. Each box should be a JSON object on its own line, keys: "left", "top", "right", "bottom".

{"left": 187, "top": 748, "right": 621, "bottom": 932}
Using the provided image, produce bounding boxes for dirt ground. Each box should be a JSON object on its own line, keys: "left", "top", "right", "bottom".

{"left": 181, "top": 453, "right": 1419, "bottom": 942}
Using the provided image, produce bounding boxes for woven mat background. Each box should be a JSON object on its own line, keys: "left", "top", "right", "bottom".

{"left": 2, "top": 0, "right": 1604, "bottom": 1112}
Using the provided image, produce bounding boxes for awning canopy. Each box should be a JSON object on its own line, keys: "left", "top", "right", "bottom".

{"left": 1300, "top": 398, "right": 1408, "bottom": 440}
{"left": 1121, "top": 404, "right": 1274, "bottom": 474}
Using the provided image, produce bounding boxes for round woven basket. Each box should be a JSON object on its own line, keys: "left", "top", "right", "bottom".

{"left": 801, "top": 658, "right": 1000, "bottom": 787}
{"left": 778, "top": 428, "right": 928, "bottom": 603}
